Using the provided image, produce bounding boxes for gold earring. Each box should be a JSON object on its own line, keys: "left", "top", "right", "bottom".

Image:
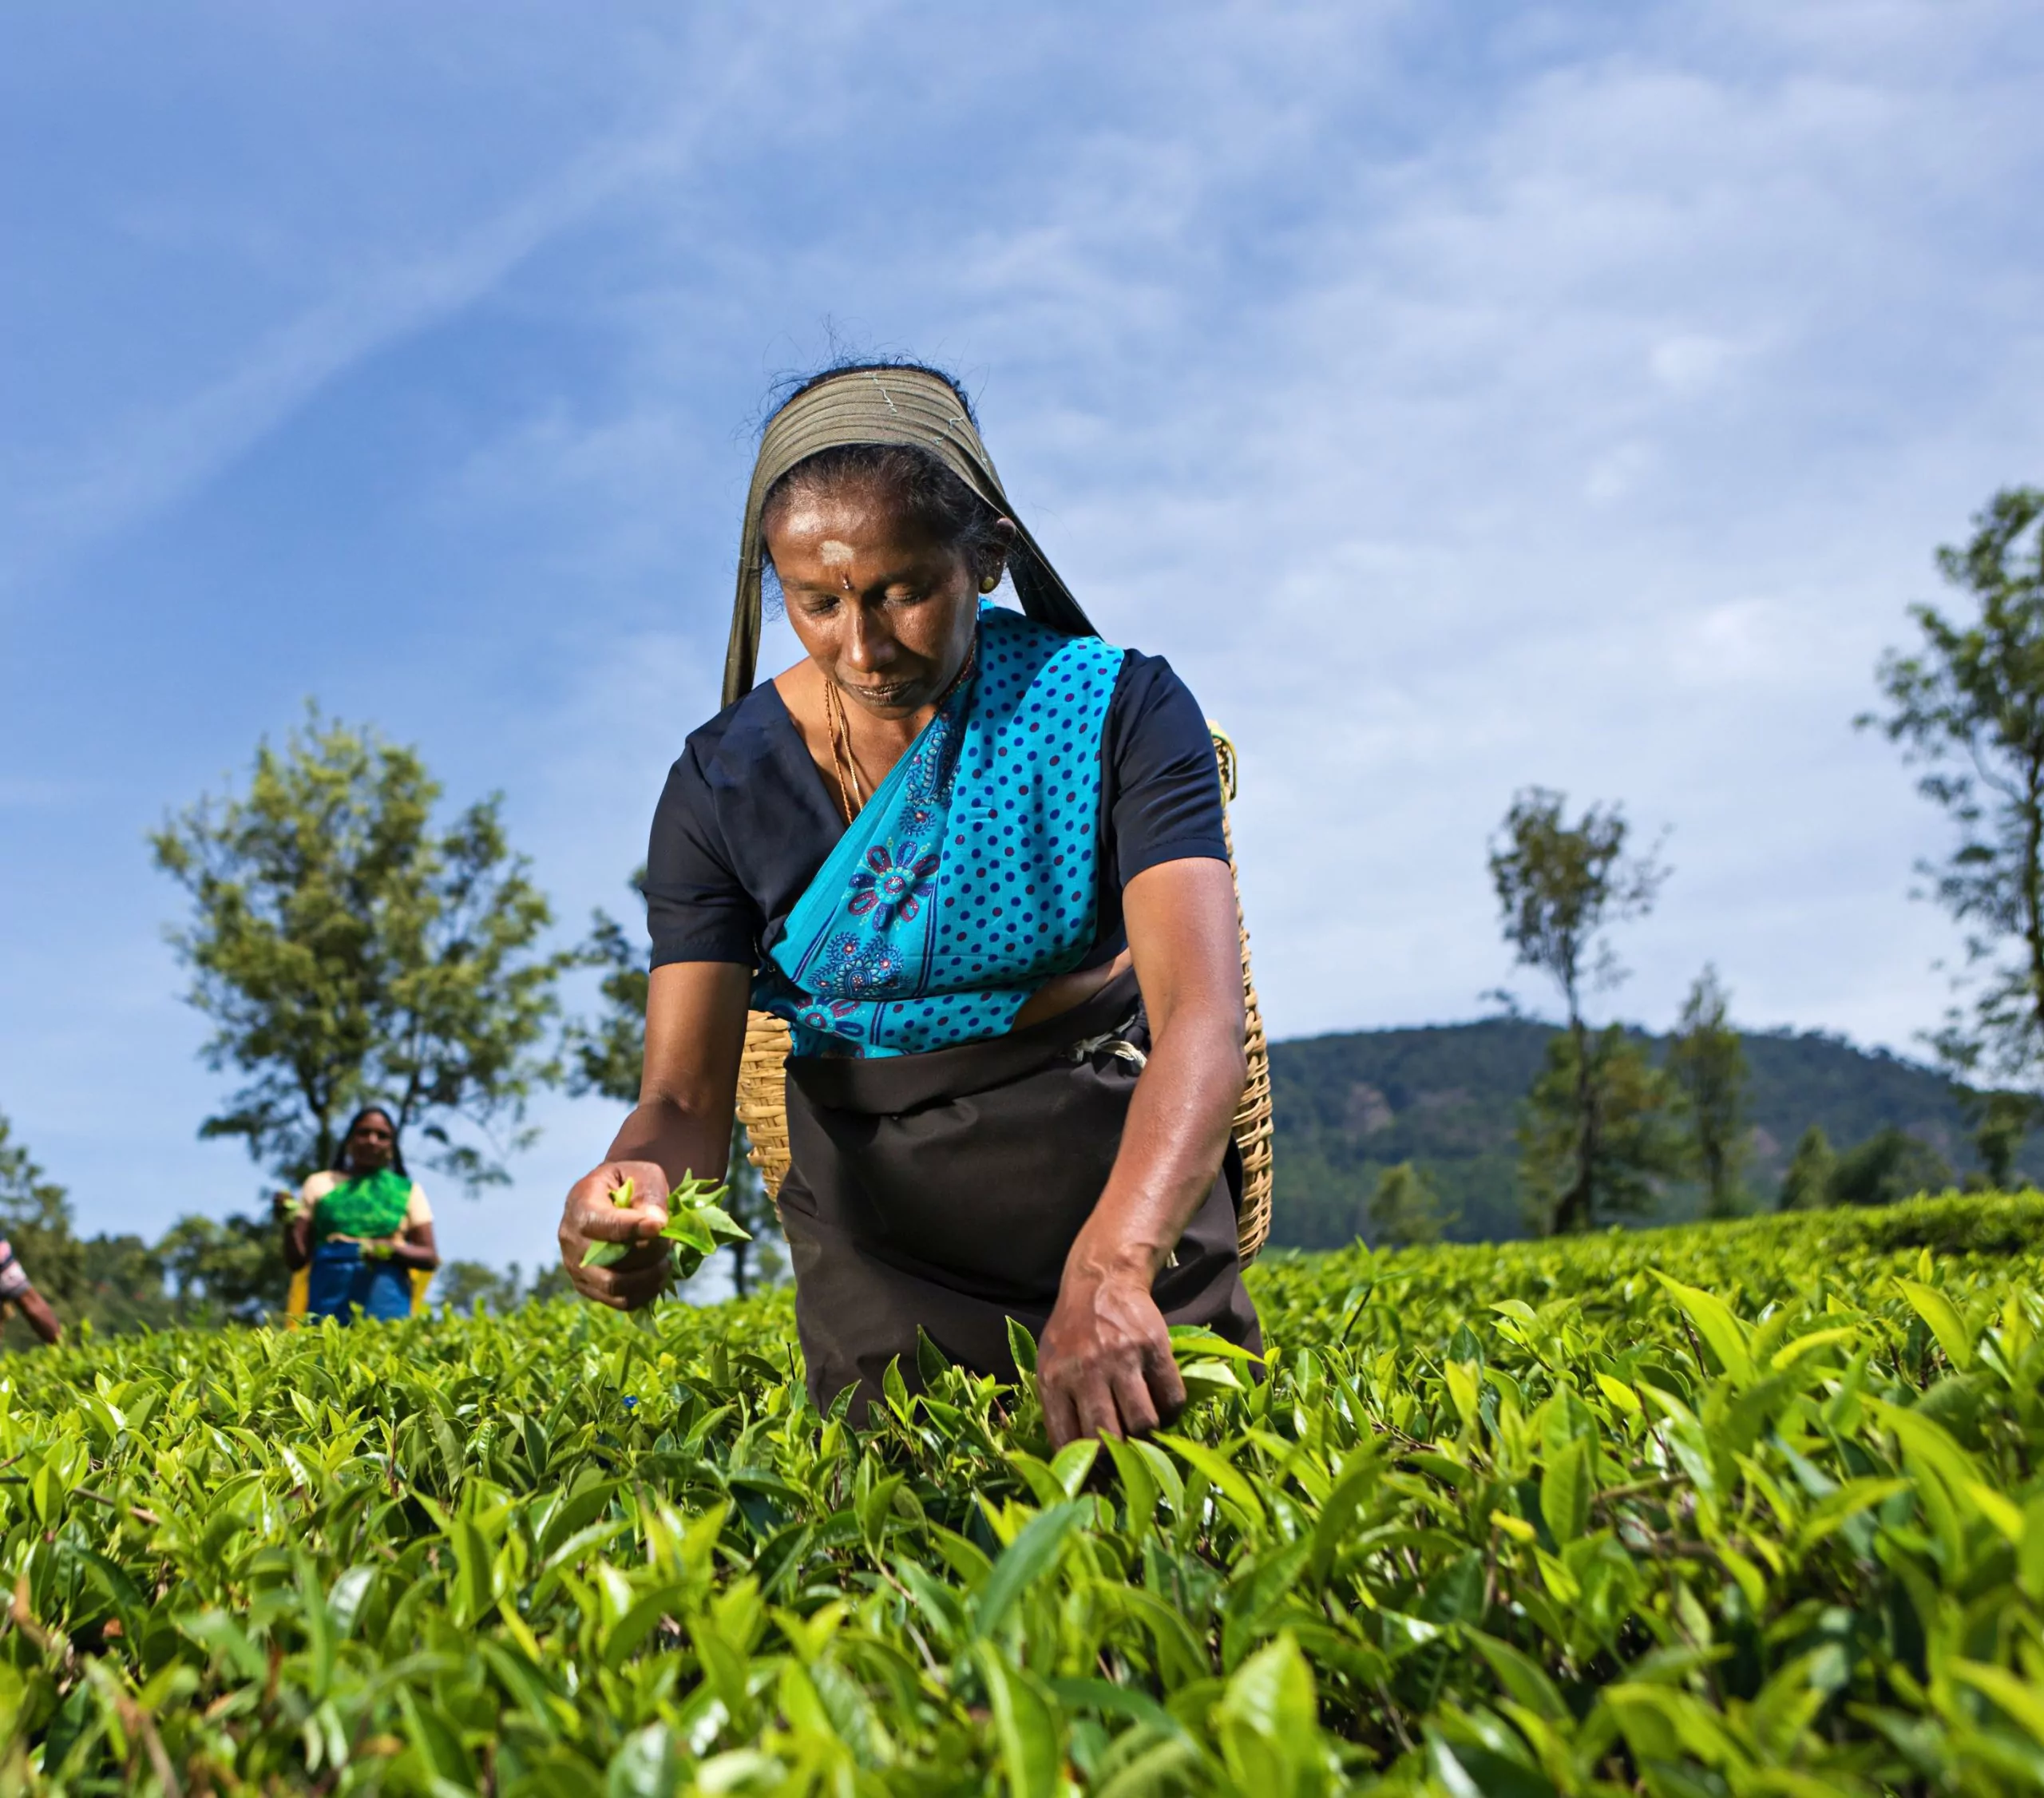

{"left": 980, "top": 572, "right": 1000, "bottom": 593}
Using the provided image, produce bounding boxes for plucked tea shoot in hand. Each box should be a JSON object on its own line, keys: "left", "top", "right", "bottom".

{"left": 580, "top": 1171, "right": 751, "bottom": 1280}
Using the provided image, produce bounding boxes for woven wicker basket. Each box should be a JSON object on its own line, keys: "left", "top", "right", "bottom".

{"left": 735, "top": 725, "right": 1274, "bottom": 1261}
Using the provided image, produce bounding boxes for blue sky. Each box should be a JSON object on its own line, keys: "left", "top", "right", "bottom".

{"left": 2, "top": 2, "right": 2040, "bottom": 1273}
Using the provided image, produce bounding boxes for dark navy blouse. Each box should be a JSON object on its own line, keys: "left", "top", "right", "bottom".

{"left": 646, "top": 644, "right": 1230, "bottom": 976}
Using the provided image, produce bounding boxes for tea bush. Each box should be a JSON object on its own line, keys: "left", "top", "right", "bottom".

{"left": 2, "top": 1193, "right": 2044, "bottom": 1794}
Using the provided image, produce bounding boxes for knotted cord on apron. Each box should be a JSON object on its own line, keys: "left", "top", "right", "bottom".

{"left": 722, "top": 366, "right": 1097, "bottom": 708}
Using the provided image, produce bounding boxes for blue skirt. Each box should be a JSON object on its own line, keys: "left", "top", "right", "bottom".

{"left": 304, "top": 1241, "right": 412, "bottom": 1323}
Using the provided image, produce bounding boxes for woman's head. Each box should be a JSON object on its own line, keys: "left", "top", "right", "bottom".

{"left": 335, "top": 1106, "right": 405, "bottom": 1176}
{"left": 759, "top": 364, "right": 1018, "bottom": 720}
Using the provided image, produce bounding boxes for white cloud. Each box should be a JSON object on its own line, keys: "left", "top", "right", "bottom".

{"left": 1584, "top": 442, "right": 1656, "bottom": 505}
{"left": 1650, "top": 332, "right": 1745, "bottom": 394}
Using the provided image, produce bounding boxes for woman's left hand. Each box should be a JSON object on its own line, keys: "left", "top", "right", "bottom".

{"left": 1036, "top": 1269, "right": 1187, "bottom": 1448}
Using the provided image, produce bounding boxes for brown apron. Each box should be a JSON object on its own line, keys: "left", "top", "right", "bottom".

{"left": 775, "top": 968, "right": 1262, "bottom": 1417}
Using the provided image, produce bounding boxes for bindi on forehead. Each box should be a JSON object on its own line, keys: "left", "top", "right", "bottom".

{"left": 816, "top": 540, "right": 855, "bottom": 567}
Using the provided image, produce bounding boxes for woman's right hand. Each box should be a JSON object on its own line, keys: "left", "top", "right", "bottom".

{"left": 558, "top": 1160, "right": 674, "bottom": 1309}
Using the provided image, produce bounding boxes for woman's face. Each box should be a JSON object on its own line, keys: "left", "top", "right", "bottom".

{"left": 766, "top": 481, "right": 1007, "bottom": 722}
{"left": 346, "top": 1113, "right": 396, "bottom": 1171}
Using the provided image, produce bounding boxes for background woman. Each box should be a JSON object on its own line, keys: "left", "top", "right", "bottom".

{"left": 278, "top": 1106, "right": 439, "bottom": 1323}
{"left": 0, "top": 1239, "right": 64, "bottom": 1347}
{"left": 556, "top": 362, "right": 1259, "bottom": 1444}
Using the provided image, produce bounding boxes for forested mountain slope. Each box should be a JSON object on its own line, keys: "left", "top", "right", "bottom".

{"left": 1265, "top": 1017, "right": 2019, "bottom": 1247}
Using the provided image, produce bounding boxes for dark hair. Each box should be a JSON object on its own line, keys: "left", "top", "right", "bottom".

{"left": 333, "top": 1106, "right": 406, "bottom": 1178}
{"left": 757, "top": 359, "right": 1016, "bottom": 587}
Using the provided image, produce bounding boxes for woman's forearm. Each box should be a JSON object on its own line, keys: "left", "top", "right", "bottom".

{"left": 604, "top": 1096, "right": 735, "bottom": 1198}
{"left": 1064, "top": 860, "right": 1249, "bottom": 1294}
{"left": 600, "top": 961, "right": 751, "bottom": 1200}
{"left": 557, "top": 962, "right": 751, "bottom": 1311}
{"left": 1064, "top": 998, "right": 1246, "bottom": 1286}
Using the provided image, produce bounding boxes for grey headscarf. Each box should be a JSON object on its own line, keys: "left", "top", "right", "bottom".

{"left": 722, "top": 366, "right": 1097, "bottom": 708}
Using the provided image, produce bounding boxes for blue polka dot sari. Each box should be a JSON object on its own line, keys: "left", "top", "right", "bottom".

{"left": 754, "top": 604, "right": 1124, "bottom": 1057}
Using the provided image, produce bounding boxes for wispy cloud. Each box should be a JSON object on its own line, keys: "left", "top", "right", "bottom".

{"left": 0, "top": 776, "right": 96, "bottom": 810}
{"left": 0, "top": 10, "right": 810, "bottom": 594}
{"left": 10, "top": 154, "right": 654, "bottom": 592}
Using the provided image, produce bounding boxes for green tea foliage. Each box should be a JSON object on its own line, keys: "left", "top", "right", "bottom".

{"left": 578, "top": 1178, "right": 750, "bottom": 1282}
{"left": 4, "top": 1195, "right": 2044, "bottom": 1793}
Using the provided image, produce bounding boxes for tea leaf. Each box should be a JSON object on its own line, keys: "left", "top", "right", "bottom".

{"left": 1895, "top": 1277, "right": 1974, "bottom": 1370}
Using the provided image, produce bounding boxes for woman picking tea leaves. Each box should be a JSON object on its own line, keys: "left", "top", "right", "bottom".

{"left": 556, "top": 363, "right": 1259, "bottom": 1444}
{"left": 279, "top": 1105, "right": 440, "bottom": 1323}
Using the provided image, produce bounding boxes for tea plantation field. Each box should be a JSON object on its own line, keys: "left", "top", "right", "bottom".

{"left": 3, "top": 1194, "right": 2043, "bottom": 1795}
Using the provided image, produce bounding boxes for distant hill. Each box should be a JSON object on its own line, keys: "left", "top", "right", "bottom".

{"left": 1264, "top": 1018, "right": 2019, "bottom": 1249}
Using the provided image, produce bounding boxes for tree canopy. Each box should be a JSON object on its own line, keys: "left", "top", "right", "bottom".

{"left": 1778, "top": 1125, "right": 1837, "bottom": 1213}
{"left": 1864, "top": 486, "right": 2044, "bottom": 1091}
{"left": 1518, "top": 1027, "right": 1686, "bottom": 1234}
{"left": 1491, "top": 789, "right": 1670, "bottom": 1233}
{"left": 1365, "top": 1162, "right": 1454, "bottom": 1248}
{"left": 1488, "top": 788, "right": 1666, "bottom": 1033}
{"left": 152, "top": 709, "right": 567, "bottom": 1187}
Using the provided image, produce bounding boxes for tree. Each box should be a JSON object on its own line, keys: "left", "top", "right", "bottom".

{"left": 431, "top": 1260, "right": 575, "bottom": 1313}
{"left": 434, "top": 1260, "right": 526, "bottom": 1314}
{"left": 1666, "top": 965, "right": 1750, "bottom": 1218}
{"left": 1962, "top": 1088, "right": 2040, "bottom": 1190}
{"left": 563, "top": 870, "right": 652, "bottom": 1103}
{"left": 152, "top": 707, "right": 567, "bottom": 1188}
{"left": 526, "top": 1263, "right": 574, "bottom": 1305}
{"left": 1778, "top": 1125, "right": 1836, "bottom": 1211}
{"left": 73, "top": 1234, "right": 176, "bottom": 1337}
{"left": 1519, "top": 1027, "right": 1687, "bottom": 1233}
{"left": 1490, "top": 788, "right": 1669, "bottom": 1233}
{"left": 1829, "top": 1127, "right": 1954, "bottom": 1208}
{"left": 1862, "top": 489, "right": 2044, "bottom": 1091}
{"left": 568, "top": 873, "right": 783, "bottom": 1297}
{"left": 1365, "top": 1162, "right": 1454, "bottom": 1248}
{"left": 156, "top": 1214, "right": 290, "bottom": 1321}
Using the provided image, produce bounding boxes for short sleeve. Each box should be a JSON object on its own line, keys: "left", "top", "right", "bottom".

{"left": 298, "top": 1171, "right": 339, "bottom": 1212}
{"left": 0, "top": 1243, "right": 27, "bottom": 1301}
{"left": 406, "top": 1184, "right": 433, "bottom": 1229}
{"left": 1103, "top": 653, "right": 1230, "bottom": 886}
{"left": 645, "top": 741, "right": 765, "bottom": 968}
